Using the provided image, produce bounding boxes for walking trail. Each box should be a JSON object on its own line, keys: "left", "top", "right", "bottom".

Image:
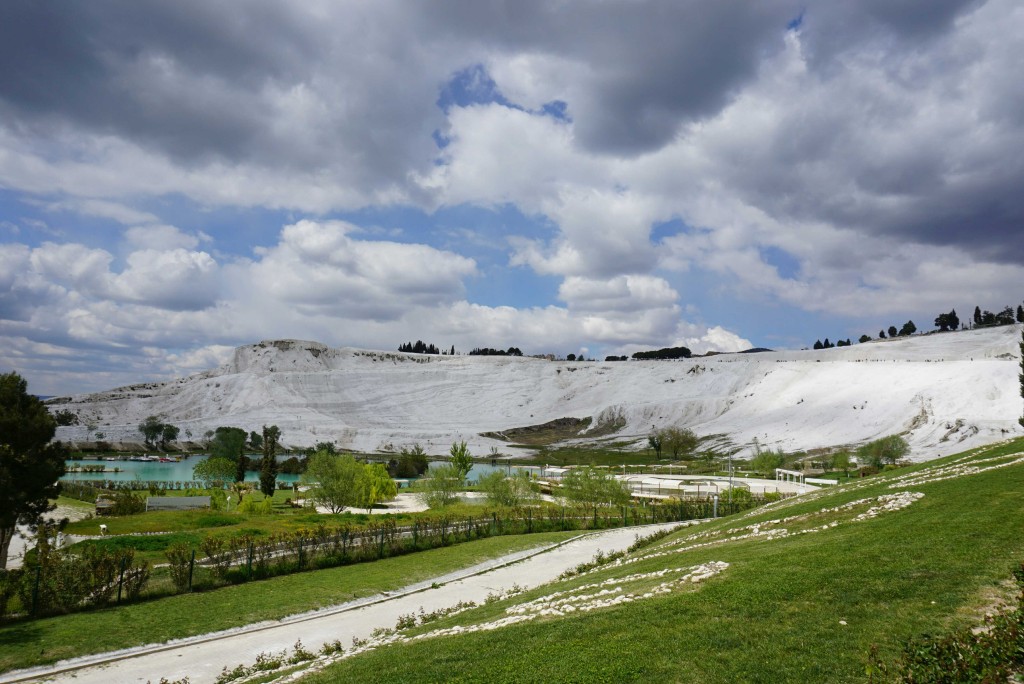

{"left": 2, "top": 523, "right": 682, "bottom": 684}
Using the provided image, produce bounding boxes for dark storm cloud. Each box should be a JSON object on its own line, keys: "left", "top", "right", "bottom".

{"left": 0, "top": 1, "right": 807, "bottom": 170}
{"left": 418, "top": 0, "right": 802, "bottom": 154}
{"left": 0, "top": 0, "right": 447, "bottom": 186}
{"left": 798, "top": 0, "right": 986, "bottom": 64}
{"left": 0, "top": 1, "right": 309, "bottom": 162}
{"left": 0, "top": 0, "right": 1020, "bottom": 264}
{"left": 694, "top": 0, "right": 1024, "bottom": 266}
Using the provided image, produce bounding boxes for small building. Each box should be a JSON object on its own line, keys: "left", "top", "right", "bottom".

{"left": 145, "top": 495, "right": 211, "bottom": 512}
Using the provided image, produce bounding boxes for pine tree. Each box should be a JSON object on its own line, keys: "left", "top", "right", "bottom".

{"left": 1, "top": 373, "right": 68, "bottom": 568}
{"left": 974, "top": 306, "right": 982, "bottom": 326}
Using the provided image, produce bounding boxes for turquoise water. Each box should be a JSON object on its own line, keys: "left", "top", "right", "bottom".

{"left": 63, "top": 455, "right": 301, "bottom": 484}
{"left": 62, "top": 457, "right": 506, "bottom": 484}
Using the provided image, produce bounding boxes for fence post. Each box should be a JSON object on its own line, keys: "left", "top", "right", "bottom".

{"left": 116, "top": 556, "right": 127, "bottom": 604}
{"left": 247, "top": 542, "right": 254, "bottom": 580}
{"left": 527, "top": 508, "right": 532, "bottom": 533}
{"left": 188, "top": 549, "right": 195, "bottom": 591}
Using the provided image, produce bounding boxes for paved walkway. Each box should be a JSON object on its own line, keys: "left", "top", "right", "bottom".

{"left": 2, "top": 523, "right": 682, "bottom": 684}
{"left": 6, "top": 505, "right": 91, "bottom": 570}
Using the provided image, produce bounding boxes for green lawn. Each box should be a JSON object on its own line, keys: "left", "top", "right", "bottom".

{"left": 298, "top": 438, "right": 1024, "bottom": 683}
{"left": 0, "top": 531, "right": 581, "bottom": 674}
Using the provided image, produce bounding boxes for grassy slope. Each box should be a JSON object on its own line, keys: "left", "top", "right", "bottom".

{"left": 304, "top": 438, "right": 1024, "bottom": 683}
{"left": 0, "top": 531, "right": 580, "bottom": 673}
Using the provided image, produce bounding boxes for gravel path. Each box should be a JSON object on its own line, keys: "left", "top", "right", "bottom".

{"left": 2, "top": 523, "right": 680, "bottom": 684}
{"left": 6, "top": 504, "right": 92, "bottom": 570}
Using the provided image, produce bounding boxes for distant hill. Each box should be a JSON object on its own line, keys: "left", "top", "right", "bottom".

{"left": 50, "top": 326, "right": 1024, "bottom": 460}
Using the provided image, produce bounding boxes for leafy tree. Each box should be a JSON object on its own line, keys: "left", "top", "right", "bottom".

{"left": 879, "top": 330, "right": 886, "bottom": 339}
{"left": 857, "top": 435, "right": 909, "bottom": 468}
{"left": 888, "top": 325, "right": 898, "bottom": 338}
{"left": 309, "top": 441, "right": 337, "bottom": 456}
{"left": 302, "top": 451, "right": 363, "bottom": 513}
{"left": 389, "top": 444, "right": 429, "bottom": 478}
{"left": 449, "top": 440, "right": 472, "bottom": 481}
{"left": 210, "top": 427, "right": 247, "bottom": 481}
{"left": 138, "top": 416, "right": 178, "bottom": 450}
{"left": 660, "top": 427, "right": 698, "bottom": 459}
{"left": 832, "top": 450, "right": 852, "bottom": 477}
{"left": 192, "top": 456, "right": 236, "bottom": 488}
{"left": 631, "top": 346, "right": 692, "bottom": 360}
{"left": 248, "top": 431, "right": 263, "bottom": 450}
{"left": 159, "top": 423, "right": 179, "bottom": 449}
{"left": 859, "top": 334, "right": 871, "bottom": 343}
{"left": 560, "top": 467, "right": 631, "bottom": 512}
{"left": 0, "top": 372, "right": 68, "bottom": 568}
{"left": 354, "top": 463, "right": 397, "bottom": 513}
{"left": 468, "top": 347, "right": 523, "bottom": 357}
{"left": 138, "top": 415, "right": 164, "bottom": 448}
{"left": 647, "top": 432, "right": 663, "bottom": 459}
{"left": 898, "top": 320, "right": 917, "bottom": 336}
{"left": 995, "top": 306, "right": 1016, "bottom": 325}
{"left": 420, "top": 464, "right": 462, "bottom": 508}
{"left": 749, "top": 448, "right": 786, "bottom": 476}
{"left": 935, "top": 309, "right": 960, "bottom": 332}
{"left": 479, "top": 470, "right": 537, "bottom": 507}
{"left": 259, "top": 425, "right": 281, "bottom": 498}
{"left": 566, "top": 353, "right": 577, "bottom": 361}
{"left": 52, "top": 409, "right": 78, "bottom": 426}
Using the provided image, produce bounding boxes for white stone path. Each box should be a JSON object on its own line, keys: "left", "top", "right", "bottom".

{"left": 2, "top": 523, "right": 682, "bottom": 684}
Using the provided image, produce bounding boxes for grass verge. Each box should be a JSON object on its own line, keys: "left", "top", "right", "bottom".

{"left": 0, "top": 531, "right": 580, "bottom": 674}
{"left": 295, "top": 438, "right": 1024, "bottom": 683}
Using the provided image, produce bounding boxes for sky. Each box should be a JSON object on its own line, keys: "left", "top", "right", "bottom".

{"left": 1, "top": 0, "right": 1023, "bottom": 396}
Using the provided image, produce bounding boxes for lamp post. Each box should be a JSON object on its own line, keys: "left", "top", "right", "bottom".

{"left": 728, "top": 453, "right": 733, "bottom": 505}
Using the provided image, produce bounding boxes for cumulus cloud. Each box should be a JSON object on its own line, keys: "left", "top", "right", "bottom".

{"left": 110, "top": 249, "right": 219, "bottom": 311}
{"left": 1, "top": 1, "right": 1022, "bottom": 394}
{"left": 124, "top": 225, "right": 201, "bottom": 251}
{"left": 241, "top": 220, "right": 477, "bottom": 320}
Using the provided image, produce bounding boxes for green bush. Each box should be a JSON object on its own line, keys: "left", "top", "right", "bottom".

{"left": 165, "top": 543, "right": 194, "bottom": 593}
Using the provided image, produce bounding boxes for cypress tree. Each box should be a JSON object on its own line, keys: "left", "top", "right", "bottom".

{"left": 1019, "top": 325, "right": 1024, "bottom": 428}
{"left": 259, "top": 425, "right": 281, "bottom": 498}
